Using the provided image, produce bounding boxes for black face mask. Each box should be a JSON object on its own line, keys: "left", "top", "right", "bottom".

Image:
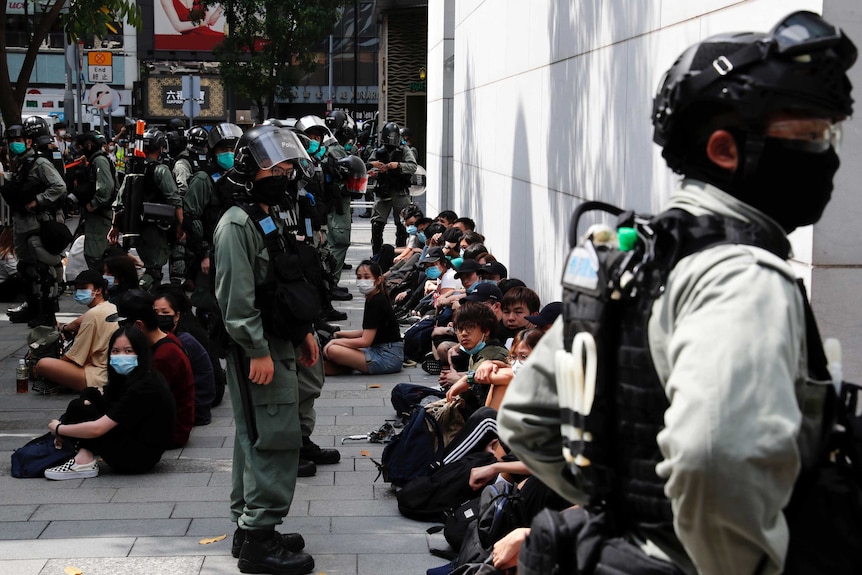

{"left": 733, "top": 139, "right": 840, "bottom": 233}
{"left": 251, "top": 176, "right": 289, "bottom": 205}
{"left": 156, "top": 314, "right": 176, "bottom": 334}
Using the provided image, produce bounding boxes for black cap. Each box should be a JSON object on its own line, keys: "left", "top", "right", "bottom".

{"left": 418, "top": 246, "right": 445, "bottom": 265}
{"left": 464, "top": 282, "right": 504, "bottom": 303}
{"left": 74, "top": 270, "right": 105, "bottom": 288}
{"left": 454, "top": 259, "right": 481, "bottom": 279}
{"left": 477, "top": 261, "right": 508, "bottom": 278}
{"left": 106, "top": 289, "right": 155, "bottom": 324}
{"left": 525, "top": 301, "right": 563, "bottom": 327}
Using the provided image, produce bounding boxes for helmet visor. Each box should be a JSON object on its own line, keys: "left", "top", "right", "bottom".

{"left": 247, "top": 128, "right": 313, "bottom": 175}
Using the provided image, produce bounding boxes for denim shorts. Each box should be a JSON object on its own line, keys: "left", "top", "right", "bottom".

{"left": 363, "top": 342, "right": 404, "bottom": 375}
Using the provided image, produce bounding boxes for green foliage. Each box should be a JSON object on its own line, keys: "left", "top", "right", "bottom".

{"left": 212, "top": 0, "right": 346, "bottom": 120}
{"left": 63, "top": 0, "right": 142, "bottom": 42}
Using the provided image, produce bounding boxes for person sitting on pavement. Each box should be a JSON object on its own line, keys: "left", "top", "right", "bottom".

{"left": 473, "top": 327, "right": 544, "bottom": 411}
{"left": 323, "top": 260, "right": 403, "bottom": 375}
{"left": 499, "top": 286, "right": 541, "bottom": 345}
{"left": 32, "top": 270, "right": 118, "bottom": 395}
{"left": 0, "top": 227, "right": 23, "bottom": 302}
{"left": 443, "top": 302, "right": 510, "bottom": 414}
{"left": 102, "top": 254, "right": 139, "bottom": 304}
{"left": 110, "top": 289, "right": 195, "bottom": 448}
{"left": 44, "top": 326, "right": 176, "bottom": 480}
{"left": 452, "top": 217, "right": 476, "bottom": 235}
{"left": 435, "top": 210, "right": 458, "bottom": 228}
{"left": 476, "top": 261, "right": 508, "bottom": 284}
{"left": 152, "top": 284, "right": 217, "bottom": 426}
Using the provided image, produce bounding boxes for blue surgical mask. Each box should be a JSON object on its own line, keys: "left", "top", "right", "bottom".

{"left": 307, "top": 139, "right": 320, "bottom": 154}
{"left": 110, "top": 354, "right": 138, "bottom": 375}
{"left": 344, "top": 143, "right": 353, "bottom": 151}
{"left": 102, "top": 275, "right": 115, "bottom": 288}
{"left": 450, "top": 257, "right": 464, "bottom": 269}
{"left": 9, "top": 142, "right": 26, "bottom": 155}
{"left": 417, "top": 231, "right": 427, "bottom": 243}
{"left": 315, "top": 146, "right": 327, "bottom": 160}
{"left": 406, "top": 225, "right": 418, "bottom": 235}
{"left": 425, "top": 266, "right": 442, "bottom": 280}
{"left": 460, "top": 341, "right": 487, "bottom": 356}
{"left": 73, "top": 289, "right": 94, "bottom": 306}
{"left": 216, "top": 151, "right": 235, "bottom": 170}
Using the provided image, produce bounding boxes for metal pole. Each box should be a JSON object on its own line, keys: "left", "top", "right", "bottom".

{"left": 328, "top": 35, "right": 333, "bottom": 113}
{"left": 353, "top": 0, "right": 359, "bottom": 118}
{"left": 227, "top": 0, "right": 236, "bottom": 123}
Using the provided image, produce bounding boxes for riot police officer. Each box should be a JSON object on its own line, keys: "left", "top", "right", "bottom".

{"left": 369, "top": 121, "right": 417, "bottom": 255}
{"left": 74, "top": 131, "right": 116, "bottom": 272}
{"left": 109, "top": 128, "right": 184, "bottom": 290}
{"left": 498, "top": 11, "right": 858, "bottom": 575}
{"left": 186, "top": 125, "right": 210, "bottom": 172}
{"left": 214, "top": 125, "right": 317, "bottom": 575}
{"left": 2, "top": 124, "right": 67, "bottom": 327}
{"left": 324, "top": 110, "right": 358, "bottom": 282}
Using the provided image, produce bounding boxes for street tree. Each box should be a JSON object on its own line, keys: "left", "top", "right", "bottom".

{"left": 213, "top": 0, "right": 345, "bottom": 122}
{"left": 0, "top": 0, "right": 141, "bottom": 126}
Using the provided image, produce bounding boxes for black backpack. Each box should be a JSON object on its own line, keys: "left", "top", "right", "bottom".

{"left": 391, "top": 383, "right": 446, "bottom": 422}
{"left": 380, "top": 406, "right": 445, "bottom": 487}
{"left": 396, "top": 450, "right": 497, "bottom": 522}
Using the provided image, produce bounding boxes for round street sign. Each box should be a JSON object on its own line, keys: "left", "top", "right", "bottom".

{"left": 88, "top": 83, "right": 114, "bottom": 109}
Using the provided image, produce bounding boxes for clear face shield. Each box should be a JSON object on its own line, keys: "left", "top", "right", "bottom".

{"left": 245, "top": 128, "right": 314, "bottom": 180}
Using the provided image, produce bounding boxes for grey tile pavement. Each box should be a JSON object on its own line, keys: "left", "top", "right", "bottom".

{"left": 0, "top": 222, "right": 451, "bottom": 574}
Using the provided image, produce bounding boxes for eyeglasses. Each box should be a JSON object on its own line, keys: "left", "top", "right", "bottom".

{"left": 455, "top": 323, "right": 479, "bottom": 333}
{"left": 765, "top": 118, "right": 842, "bottom": 152}
{"left": 270, "top": 165, "right": 298, "bottom": 180}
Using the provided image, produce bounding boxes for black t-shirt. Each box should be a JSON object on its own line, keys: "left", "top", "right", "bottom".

{"left": 362, "top": 291, "right": 402, "bottom": 346}
{"left": 106, "top": 370, "right": 177, "bottom": 454}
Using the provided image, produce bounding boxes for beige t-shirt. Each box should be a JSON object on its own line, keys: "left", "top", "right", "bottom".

{"left": 64, "top": 300, "right": 118, "bottom": 390}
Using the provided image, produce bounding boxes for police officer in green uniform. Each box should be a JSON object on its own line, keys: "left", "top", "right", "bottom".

{"left": 109, "top": 128, "right": 184, "bottom": 290}
{"left": 214, "top": 125, "right": 317, "bottom": 575}
{"left": 324, "top": 110, "right": 356, "bottom": 282}
{"left": 2, "top": 124, "right": 67, "bottom": 328}
{"left": 166, "top": 118, "right": 192, "bottom": 286}
{"left": 75, "top": 131, "right": 116, "bottom": 272}
{"left": 369, "top": 121, "right": 417, "bottom": 255}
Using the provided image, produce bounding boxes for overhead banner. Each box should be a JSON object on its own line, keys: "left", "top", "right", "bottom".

{"left": 153, "top": 0, "right": 227, "bottom": 51}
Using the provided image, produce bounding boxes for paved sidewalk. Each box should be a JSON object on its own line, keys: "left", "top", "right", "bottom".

{"left": 0, "top": 221, "right": 450, "bottom": 574}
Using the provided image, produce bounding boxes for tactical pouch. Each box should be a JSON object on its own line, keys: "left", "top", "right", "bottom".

{"left": 142, "top": 202, "right": 176, "bottom": 229}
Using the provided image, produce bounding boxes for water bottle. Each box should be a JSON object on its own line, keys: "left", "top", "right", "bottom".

{"left": 16, "top": 359, "right": 29, "bottom": 394}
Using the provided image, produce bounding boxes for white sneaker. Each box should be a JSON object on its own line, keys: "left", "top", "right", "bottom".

{"left": 44, "top": 458, "right": 99, "bottom": 480}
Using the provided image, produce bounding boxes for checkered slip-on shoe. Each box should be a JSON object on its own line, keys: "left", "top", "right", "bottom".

{"left": 44, "top": 458, "right": 99, "bottom": 480}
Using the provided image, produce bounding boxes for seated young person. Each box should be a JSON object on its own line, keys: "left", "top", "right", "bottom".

{"left": 473, "top": 327, "right": 544, "bottom": 410}
{"left": 524, "top": 301, "right": 563, "bottom": 333}
{"left": 388, "top": 216, "right": 432, "bottom": 273}
{"left": 112, "top": 289, "right": 195, "bottom": 448}
{"left": 44, "top": 326, "right": 176, "bottom": 479}
{"left": 102, "top": 254, "right": 139, "bottom": 304}
{"left": 33, "top": 270, "right": 118, "bottom": 394}
{"left": 435, "top": 210, "right": 458, "bottom": 228}
{"left": 443, "top": 302, "right": 509, "bottom": 412}
{"left": 152, "top": 285, "right": 217, "bottom": 426}
{"left": 499, "top": 286, "right": 541, "bottom": 344}
{"left": 0, "top": 227, "right": 23, "bottom": 302}
{"left": 323, "top": 260, "right": 403, "bottom": 375}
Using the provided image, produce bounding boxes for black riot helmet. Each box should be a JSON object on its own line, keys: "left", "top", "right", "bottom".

{"left": 142, "top": 128, "right": 167, "bottom": 155}
{"left": 325, "top": 110, "right": 356, "bottom": 144}
{"left": 165, "top": 118, "right": 187, "bottom": 157}
{"left": 166, "top": 118, "right": 185, "bottom": 132}
{"left": 380, "top": 122, "right": 401, "bottom": 148}
{"left": 653, "top": 10, "right": 856, "bottom": 175}
{"left": 76, "top": 131, "right": 106, "bottom": 157}
{"left": 187, "top": 126, "right": 209, "bottom": 155}
{"left": 295, "top": 115, "right": 337, "bottom": 147}
{"left": 336, "top": 155, "right": 368, "bottom": 194}
{"left": 206, "top": 122, "right": 243, "bottom": 161}
{"left": 23, "top": 116, "right": 52, "bottom": 148}
{"left": 4, "top": 124, "right": 26, "bottom": 141}
{"left": 233, "top": 125, "right": 314, "bottom": 181}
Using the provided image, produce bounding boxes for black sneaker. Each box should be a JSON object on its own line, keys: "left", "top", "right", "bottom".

{"left": 32, "top": 378, "right": 61, "bottom": 395}
{"left": 421, "top": 355, "right": 443, "bottom": 376}
{"left": 321, "top": 308, "right": 348, "bottom": 322}
{"left": 329, "top": 290, "right": 353, "bottom": 302}
{"left": 300, "top": 437, "right": 341, "bottom": 465}
{"left": 232, "top": 528, "right": 305, "bottom": 558}
{"left": 341, "top": 263, "right": 352, "bottom": 270}
{"left": 238, "top": 529, "right": 314, "bottom": 575}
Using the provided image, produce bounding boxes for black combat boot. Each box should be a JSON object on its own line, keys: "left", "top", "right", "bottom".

{"left": 231, "top": 527, "right": 305, "bottom": 558}
{"left": 300, "top": 436, "right": 341, "bottom": 465}
{"left": 238, "top": 529, "right": 314, "bottom": 575}
{"left": 297, "top": 459, "right": 317, "bottom": 478}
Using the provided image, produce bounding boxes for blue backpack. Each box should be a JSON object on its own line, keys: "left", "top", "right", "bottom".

{"left": 391, "top": 383, "right": 446, "bottom": 422}
{"left": 380, "top": 406, "right": 444, "bottom": 487}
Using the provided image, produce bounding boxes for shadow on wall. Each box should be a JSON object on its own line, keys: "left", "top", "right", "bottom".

{"left": 541, "top": 2, "right": 659, "bottom": 293}
{"left": 508, "top": 105, "right": 533, "bottom": 286}
{"left": 459, "top": 58, "right": 482, "bottom": 226}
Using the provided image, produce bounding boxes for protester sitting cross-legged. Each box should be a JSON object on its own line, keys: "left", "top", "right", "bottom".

{"left": 32, "top": 270, "right": 118, "bottom": 395}
{"left": 151, "top": 284, "right": 217, "bottom": 426}
{"left": 323, "top": 260, "right": 403, "bottom": 375}
{"left": 109, "top": 289, "right": 195, "bottom": 448}
{"left": 43, "top": 326, "right": 176, "bottom": 480}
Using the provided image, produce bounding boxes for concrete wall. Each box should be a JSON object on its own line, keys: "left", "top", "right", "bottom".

{"left": 427, "top": 0, "right": 862, "bottom": 378}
